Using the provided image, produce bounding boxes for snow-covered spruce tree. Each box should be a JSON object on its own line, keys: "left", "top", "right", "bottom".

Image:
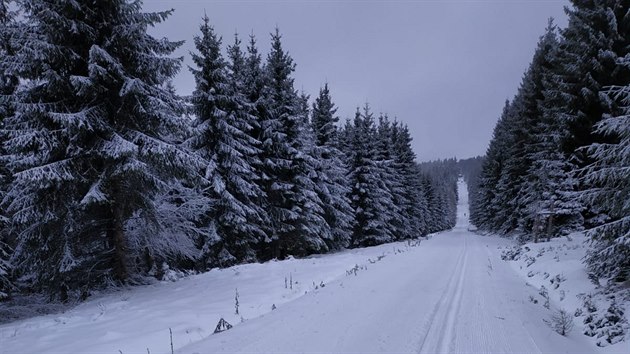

{"left": 390, "top": 121, "right": 427, "bottom": 237}
{"left": 489, "top": 74, "right": 547, "bottom": 235}
{"left": 471, "top": 101, "right": 515, "bottom": 231}
{"left": 188, "top": 18, "right": 266, "bottom": 267}
{"left": 310, "top": 83, "right": 353, "bottom": 249}
{"left": 0, "top": 0, "right": 19, "bottom": 300}
{"left": 418, "top": 159, "right": 458, "bottom": 232}
{"left": 374, "top": 115, "right": 404, "bottom": 240}
{"left": 2, "top": 0, "right": 192, "bottom": 298}
{"left": 472, "top": 21, "right": 584, "bottom": 238}
{"left": 348, "top": 105, "right": 395, "bottom": 246}
{"left": 336, "top": 118, "right": 356, "bottom": 172}
{"left": 522, "top": 20, "right": 583, "bottom": 238}
{"left": 494, "top": 20, "right": 581, "bottom": 239}
{"left": 551, "top": 0, "right": 630, "bottom": 280}
{"left": 556, "top": 1, "right": 630, "bottom": 228}
{"left": 458, "top": 156, "right": 484, "bottom": 225}
{"left": 581, "top": 82, "right": 630, "bottom": 283}
{"left": 259, "top": 29, "right": 328, "bottom": 259}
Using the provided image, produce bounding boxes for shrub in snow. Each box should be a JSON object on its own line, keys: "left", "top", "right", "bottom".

{"left": 500, "top": 246, "right": 524, "bottom": 261}
{"left": 550, "top": 273, "right": 566, "bottom": 289}
{"left": 580, "top": 294, "right": 598, "bottom": 313}
{"left": 539, "top": 286, "right": 550, "bottom": 309}
{"left": 584, "top": 300, "right": 629, "bottom": 346}
{"left": 546, "top": 309, "right": 574, "bottom": 336}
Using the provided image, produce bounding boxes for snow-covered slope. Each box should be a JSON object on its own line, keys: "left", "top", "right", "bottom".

{"left": 1, "top": 180, "right": 625, "bottom": 353}
{"left": 501, "top": 233, "right": 630, "bottom": 352}
{"left": 0, "top": 238, "right": 426, "bottom": 353}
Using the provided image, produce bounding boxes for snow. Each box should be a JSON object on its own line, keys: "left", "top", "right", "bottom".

{"left": 1, "top": 179, "right": 626, "bottom": 353}
{"left": 502, "top": 232, "right": 630, "bottom": 353}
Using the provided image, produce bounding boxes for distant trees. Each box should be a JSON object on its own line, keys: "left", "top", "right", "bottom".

{"left": 340, "top": 106, "right": 457, "bottom": 246}
{"left": 0, "top": 1, "right": 459, "bottom": 301}
{"left": 472, "top": 1, "right": 630, "bottom": 284}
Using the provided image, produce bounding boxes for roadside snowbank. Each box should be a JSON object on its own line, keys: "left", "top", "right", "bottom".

{"left": 500, "top": 233, "right": 629, "bottom": 353}
{"left": 0, "top": 238, "right": 425, "bottom": 354}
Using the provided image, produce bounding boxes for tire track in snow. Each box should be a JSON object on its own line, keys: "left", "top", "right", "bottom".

{"left": 417, "top": 236, "right": 468, "bottom": 354}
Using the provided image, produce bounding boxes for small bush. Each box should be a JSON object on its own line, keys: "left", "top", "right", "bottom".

{"left": 547, "top": 309, "right": 574, "bottom": 336}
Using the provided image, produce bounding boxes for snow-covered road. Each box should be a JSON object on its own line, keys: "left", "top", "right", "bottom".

{"left": 180, "top": 181, "right": 596, "bottom": 354}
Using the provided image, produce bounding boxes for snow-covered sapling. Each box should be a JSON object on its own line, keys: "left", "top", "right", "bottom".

{"left": 547, "top": 309, "right": 574, "bottom": 336}
{"left": 539, "top": 286, "right": 550, "bottom": 309}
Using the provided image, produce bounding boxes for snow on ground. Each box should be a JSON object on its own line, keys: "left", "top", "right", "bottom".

{"left": 1, "top": 179, "right": 626, "bottom": 353}
{"left": 0, "top": 233, "right": 430, "bottom": 353}
{"left": 500, "top": 233, "right": 630, "bottom": 353}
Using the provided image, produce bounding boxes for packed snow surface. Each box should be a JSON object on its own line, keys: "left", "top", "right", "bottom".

{"left": 1, "top": 180, "right": 623, "bottom": 353}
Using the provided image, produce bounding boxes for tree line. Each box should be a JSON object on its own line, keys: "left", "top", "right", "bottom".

{"left": 470, "top": 1, "right": 629, "bottom": 285}
{"left": 0, "top": 1, "right": 458, "bottom": 301}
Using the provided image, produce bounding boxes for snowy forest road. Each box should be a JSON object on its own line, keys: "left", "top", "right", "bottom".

{"left": 180, "top": 180, "right": 596, "bottom": 354}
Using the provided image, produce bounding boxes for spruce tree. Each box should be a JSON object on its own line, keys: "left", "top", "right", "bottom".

{"left": 556, "top": 1, "right": 630, "bottom": 227}
{"left": 522, "top": 21, "right": 583, "bottom": 237}
{"left": 188, "top": 18, "right": 266, "bottom": 267}
{"left": 0, "top": 0, "right": 17, "bottom": 300}
{"left": 375, "top": 114, "right": 404, "bottom": 239}
{"left": 472, "top": 101, "right": 514, "bottom": 231}
{"left": 348, "top": 105, "right": 395, "bottom": 246}
{"left": 554, "top": 0, "right": 630, "bottom": 279}
{"left": 2, "top": 0, "right": 190, "bottom": 298}
{"left": 391, "top": 122, "right": 427, "bottom": 236}
{"left": 310, "top": 84, "right": 353, "bottom": 249}
{"left": 261, "top": 29, "right": 328, "bottom": 258}
{"left": 582, "top": 83, "right": 630, "bottom": 282}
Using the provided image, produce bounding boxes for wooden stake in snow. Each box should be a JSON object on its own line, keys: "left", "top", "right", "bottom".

{"left": 169, "top": 328, "right": 174, "bottom": 354}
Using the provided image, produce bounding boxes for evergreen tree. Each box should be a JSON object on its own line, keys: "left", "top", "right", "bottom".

{"left": 391, "top": 122, "right": 428, "bottom": 236}
{"left": 348, "top": 105, "right": 395, "bottom": 246}
{"left": 582, "top": 83, "right": 630, "bottom": 282}
{"left": 188, "top": 18, "right": 266, "bottom": 267}
{"left": 472, "top": 101, "right": 514, "bottom": 230}
{"left": 0, "top": 0, "right": 17, "bottom": 300}
{"left": 459, "top": 155, "right": 484, "bottom": 227}
{"left": 310, "top": 84, "right": 353, "bottom": 249}
{"left": 418, "top": 159, "right": 458, "bottom": 232}
{"left": 375, "top": 114, "right": 404, "bottom": 239}
{"left": 556, "top": 0, "right": 630, "bottom": 227}
{"left": 521, "top": 21, "right": 583, "bottom": 237}
{"left": 261, "top": 29, "right": 328, "bottom": 258}
{"left": 2, "top": 0, "right": 190, "bottom": 298}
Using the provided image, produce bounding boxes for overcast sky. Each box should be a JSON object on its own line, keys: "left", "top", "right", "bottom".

{"left": 143, "top": 0, "right": 570, "bottom": 161}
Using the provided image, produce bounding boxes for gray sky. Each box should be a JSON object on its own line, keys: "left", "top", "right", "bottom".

{"left": 143, "top": 0, "right": 569, "bottom": 161}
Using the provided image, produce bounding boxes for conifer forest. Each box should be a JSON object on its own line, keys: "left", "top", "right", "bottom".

{"left": 0, "top": 1, "right": 629, "bottom": 352}
{"left": 0, "top": 1, "right": 458, "bottom": 301}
